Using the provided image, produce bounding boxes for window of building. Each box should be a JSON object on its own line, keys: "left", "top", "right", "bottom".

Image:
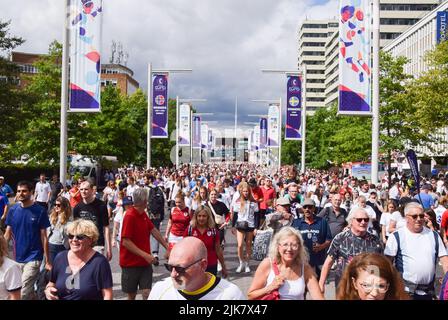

{"left": 302, "top": 24, "right": 328, "bottom": 29}
{"left": 304, "top": 60, "right": 325, "bottom": 65}
{"left": 307, "top": 69, "right": 325, "bottom": 74}
{"left": 380, "top": 18, "right": 420, "bottom": 25}
{"left": 306, "top": 97, "right": 325, "bottom": 102}
{"left": 380, "top": 32, "right": 401, "bottom": 40}
{"left": 380, "top": 4, "right": 437, "bottom": 11}
{"left": 101, "top": 80, "right": 118, "bottom": 87}
{"left": 307, "top": 79, "right": 325, "bottom": 84}
{"left": 19, "top": 64, "right": 38, "bottom": 74}
{"left": 302, "top": 42, "right": 326, "bottom": 47}
{"left": 302, "top": 33, "right": 328, "bottom": 38}
{"left": 307, "top": 88, "right": 325, "bottom": 93}
{"left": 303, "top": 51, "right": 325, "bottom": 56}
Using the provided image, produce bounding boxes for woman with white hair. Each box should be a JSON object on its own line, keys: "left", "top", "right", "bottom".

{"left": 247, "top": 227, "right": 324, "bottom": 300}
{"left": 44, "top": 219, "right": 113, "bottom": 300}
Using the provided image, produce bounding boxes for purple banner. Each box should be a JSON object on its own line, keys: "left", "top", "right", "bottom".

{"left": 208, "top": 130, "right": 213, "bottom": 151}
{"left": 69, "top": 0, "right": 103, "bottom": 112}
{"left": 338, "top": 0, "right": 371, "bottom": 115}
{"left": 259, "top": 118, "right": 267, "bottom": 150}
{"left": 285, "top": 76, "right": 302, "bottom": 140}
{"left": 192, "top": 116, "right": 201, "bottom": 149}
{"left": 152, "top": 74, "right": 168, "bottom": 138}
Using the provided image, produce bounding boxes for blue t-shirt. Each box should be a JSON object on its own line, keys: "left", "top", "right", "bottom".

{"left": 0, "top": 184, "right": 13, "bottom": 204}
{"left": 291, "top": 216, "right": 332, "bottom": 267}
{"left": 50, "top": 251, "right": 113, "bottom": 300}
{"left": 415, "top": 193, "right": 434, "bottom": 210}
{"left": 0, "top": 195, "right": 7, "bottom": 216}
{"left": 5, "top": 203, "right": 50, "bottom": 263}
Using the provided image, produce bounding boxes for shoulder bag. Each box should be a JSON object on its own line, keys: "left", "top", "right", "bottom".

{"left": 256, "top": 260, "right": 281, "bottom": 300}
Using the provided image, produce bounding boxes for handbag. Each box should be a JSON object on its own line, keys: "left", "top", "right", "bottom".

{"left": 235, "top": 220, "right": 249, "bottom": 229}
{"left": 256, "top": 260, "right": 281, "bottom": 300}
{"left": 208, "top": 201, "right": 225, "bottom": 225}
{"left": 252, "top": 226, "right": 273, "bottom": 261}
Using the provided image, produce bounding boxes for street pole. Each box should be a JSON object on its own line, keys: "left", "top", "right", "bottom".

{"left": 60, "top": 0, "right": 70, "bottom": 185}
{"left": 147, "top": 63, "right": 152, "bottom": 169}
{"left": 372, "top": 0, "right": 380, "bottom": 184}
{"left": 176, "top": 96, "right": 179, "bottom": 168}
{"left": 301, "top": 66, "right": 307, "bottom": 174}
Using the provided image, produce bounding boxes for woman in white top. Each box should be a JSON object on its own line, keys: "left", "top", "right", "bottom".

{"left": 388, "top": 205, "right": 407, "bottom": 234}
{"left": 231, "top": 182, "right": 258, "bottom": 274}
{"left": 0, "top": 232, "right": 22, "bottom": 300}
{"left": 380, "top": 200, "right": 398, "bottom": 244}
{"left": 247, "top": 227, "right": 323, "bottom": 300}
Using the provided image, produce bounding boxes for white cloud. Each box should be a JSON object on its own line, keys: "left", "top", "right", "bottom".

{"left": 2, "top": 0, "right": 338, "bottom": 131}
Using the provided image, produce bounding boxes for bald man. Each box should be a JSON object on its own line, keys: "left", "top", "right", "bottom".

{"left": 148, "top": 237, "right": 245, "bottom": 300}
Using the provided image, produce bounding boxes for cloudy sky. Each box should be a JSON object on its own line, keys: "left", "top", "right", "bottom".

{"left": 2, "top": 0, "right": 338, "bottom": 132}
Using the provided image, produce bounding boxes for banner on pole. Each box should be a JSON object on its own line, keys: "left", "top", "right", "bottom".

{"left": 192, "top": 116, "right": 202, "bottom": 149}
{"left": 268, "top": 104, "right": 280, "bottom": 147}
{"left": 68, "top": 0, "right": 103, "bottom": 112}
{"left": 201, "top": 123, "right": 209, "bottom": 149}
{"left": 178, "top": 104, "right": 191, "bottom": 146}
{"left": 437, "top": 11, "right": 448, "bottom": 44}
{"left": 259, "top": 118, "right": 268, "bottom": 150}
{"left": 207, "top": 130, "right": 213, "bottom": 151}
{"left": 285, "top": 76, "right": 302, "bottom": 140}
{"left": 338, "top": 0, "right": 372, "bottom": 115}
{"left": 406, "top": 149, "right": 421, "bottom": 193}
{"left": 254, "top": 125, "right": 260, "bottom": 151}
{"left": 152, "top": 74, "right": 168, "bottom": 138}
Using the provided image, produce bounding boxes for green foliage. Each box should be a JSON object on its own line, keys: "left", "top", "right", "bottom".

{"left": 0, "top": 20, "right": 25, "bottom": 160}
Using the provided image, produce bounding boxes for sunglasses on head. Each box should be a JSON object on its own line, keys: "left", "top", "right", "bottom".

{"left": 355, "top": 218, "right": 369, "bottom": 223}
{"left": 407, "top": 214, "right": 425, "bottom": 220}
{"left": 164, "top": 258, "right": 203, "bottom": 275}
{"left": 68, "top": 234, "right": 88, "bottom": 241}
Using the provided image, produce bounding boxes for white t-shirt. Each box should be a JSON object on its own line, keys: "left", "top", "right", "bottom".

{"left": 0, "top": 257, "right": 22, "bottom": 300}
{"left": 35, "top": 181, "right": 51, "bottom": 202}
{"left": 148, "top": 275, "right": 245, "bottom": 300}
{"left": 125, "top": 184, "right": 139, "bottom": 199}
{"left": 232, "top": 200, "right": 258, "bottom": 228}
{"left": 380, "top": 211, "right": 397, "bottom": 237}
{"left": 113, "top": 208, "right": 125, "bottom": 242}
{"left": 389, "top": 185, "right": 400, "bottom": 200}
{"left": 434, "top": 205, "right": 446, "bottom": 226}
{"left": 384, "top": 227, "right": 447, "bottom": 286}
{"left": 390, "top": 211, "right": 406, "bottom": 231}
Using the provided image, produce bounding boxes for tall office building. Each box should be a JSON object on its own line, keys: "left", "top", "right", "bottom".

{"left": 298, "top": 20, "right": 338, "bottom": 112}
{"left": 298, "top": 0, "right": 441, "bottom": 110}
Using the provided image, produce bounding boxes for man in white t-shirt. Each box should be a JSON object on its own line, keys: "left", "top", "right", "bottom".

{"left": 385, "top": 202, "right": 448, "bottom": 300}
{"left": 34, "top": 173, "right": 51, "bottom": 211}
{"left": 148, "top": 237, "right": 245, "bottom": 300}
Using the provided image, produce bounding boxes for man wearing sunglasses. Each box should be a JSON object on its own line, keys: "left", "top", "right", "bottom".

{"left": 292, "top": 198, "right": 332, "bottom": 279}
{"left": 319, "top": 208, "right": 383, "bottom": 295}
{"left": 385, "top": 202, "right": 448, "bottom": 300}
{"left": 148, "top": 237, "right": 245, "bottom": 300}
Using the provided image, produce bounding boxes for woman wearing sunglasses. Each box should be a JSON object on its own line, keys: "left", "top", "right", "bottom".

{"left": 48, "top": 197, "right": 72, "bottom": 264}
{"left": 248, "top": 227, "right": 324, "bottom": 300}
{"left": 44, "top": 219, "right": 113, "bottom": 300}
{"left": 184, "top": 205, "right": 228, "bottom": 278}
{"left": 319, "top": 208, "right": 383, "bottom": 295}
{"left": 337, "top": 252, "right": 408, "bottom": 300}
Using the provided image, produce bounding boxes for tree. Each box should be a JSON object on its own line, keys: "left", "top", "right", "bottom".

{"left": 0, "top": 20, "right": 25, "bottom": 160}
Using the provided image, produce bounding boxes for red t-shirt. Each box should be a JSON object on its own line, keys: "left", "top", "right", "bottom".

{"left": 69, "top": 187, "right": 81, "bottom": 208}
{"left": 184, "top": 227, "right": 220, "bottom": 267}
{"left": 120, "top": 207, "right": 154, "bottom": 267}
{"left": 251, "top": 186, "right": 264, "bottom": 204}
{"left": 170, "top": 207, "right": 191, "bottom": 236}
{"left": 441, "top": 209, "right": 448, "bottom": 233}
{"left": 260, "top": 187, "right": 275, "bottom": 210}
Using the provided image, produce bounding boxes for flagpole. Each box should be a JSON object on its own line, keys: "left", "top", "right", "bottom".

{"left": 371, "top": 0, "right": 380, "bottom": 184}
{"left": 147, "top": 63, "right": 152, "bottom": 169}
{"left": 60, "top": 0, "right": 70, "bottom": 185}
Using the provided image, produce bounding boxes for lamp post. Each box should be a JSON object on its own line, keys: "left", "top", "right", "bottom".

{"left": 147, "top": 65, "right": 192, "bottom": 169}
{"left": 371, "top": 0, "right": 380, "bottom": 184}
{"left": 261, "top": 68, "right": 306, "bottom": 173}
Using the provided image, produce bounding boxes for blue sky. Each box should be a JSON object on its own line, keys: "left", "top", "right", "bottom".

{"left": 2, "top": 0, "right": 339, "bottom": 133}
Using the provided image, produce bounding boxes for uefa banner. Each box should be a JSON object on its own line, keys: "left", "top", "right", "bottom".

{"left": 207, "top": 130, "right": 213, "bottom": 151}
{"left": 254, "top": 125, "right": 260, "bottom": 151}
{"left": 201, "top": 123, "right": 209, "bottom": 149}
{"left": 259, "top": 118, "right": 267, "bottom": 150}
{"left": 192, "top": 116, "right": 202, "bottom": 149}
{"left": 338, "top": 0, "right": 372, "bottom": 115}
{"left": 152, "top": 74, "right": 168, "bottom": 138}
{"left": 178, "top": 104, "right": 191, "bottom": 146}
{"left": 437, "top": 11, "right": 448, "bottom": 43}
{"left": 268, "top": 104, "right": 280, "bottom": 147}
{"left": 286, "top": 76, "right": 302, "bottom": 140}
{"left": 68, "top": 0, "right": 103, "bottom": 112}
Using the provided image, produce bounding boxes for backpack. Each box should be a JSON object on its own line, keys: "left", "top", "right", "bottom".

{"left": 148, "top": 186, "right": 165, "bottom": 215}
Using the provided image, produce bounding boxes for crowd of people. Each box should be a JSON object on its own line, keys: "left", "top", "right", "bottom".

{"left": 1, "top": 163, "right": 448, "bottom": 301}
